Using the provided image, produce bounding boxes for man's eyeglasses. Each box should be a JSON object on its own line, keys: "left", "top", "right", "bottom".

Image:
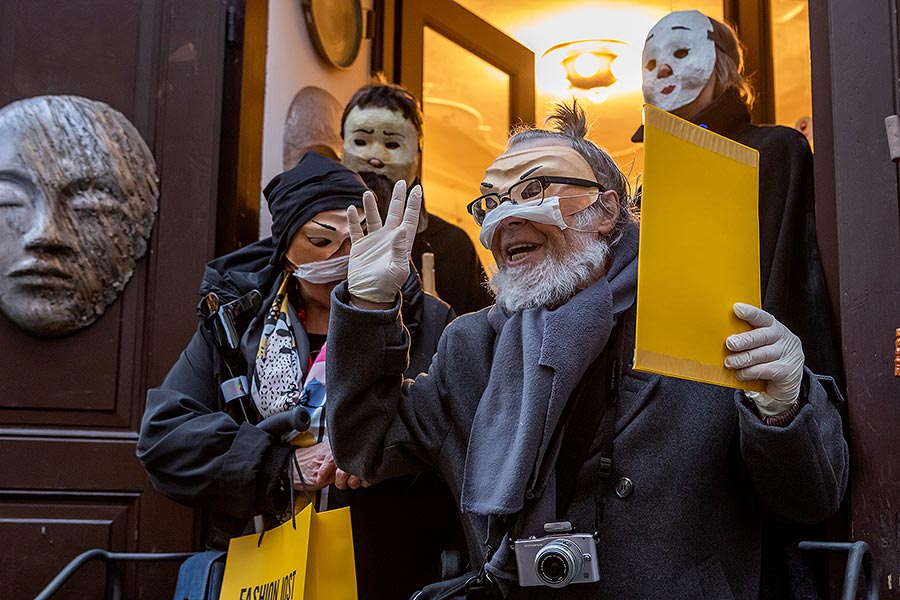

{"left": 466, "top": 175, "right": 607, "bottom": 225}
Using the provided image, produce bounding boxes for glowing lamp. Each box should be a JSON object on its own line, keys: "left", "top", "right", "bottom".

{"left": 543, "top": 39, "right": 626, "bottom": 91}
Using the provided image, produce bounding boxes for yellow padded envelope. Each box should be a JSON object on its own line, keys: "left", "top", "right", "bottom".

{"left": 635, "top": 104, "right": 765, "bottom": 392}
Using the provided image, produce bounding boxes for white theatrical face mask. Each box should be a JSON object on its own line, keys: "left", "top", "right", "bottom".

{"left": 641, "top": 11, "right": 716, "bottom": 112}
{"left": 342, "top": 107, "right": 419, "bottom": 186}
{"left": 479, "top": 197, "right": 569, "bottom": 250}
{"left": 292, "top": 253, "right": 349, "bottom": 284}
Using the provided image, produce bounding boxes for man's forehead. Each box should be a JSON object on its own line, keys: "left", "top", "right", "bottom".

{"left": 483, "top": 144, "right": 594, "bottom": 185}
{"left": 345, "top": 106, "right": 414, "bottom": 135}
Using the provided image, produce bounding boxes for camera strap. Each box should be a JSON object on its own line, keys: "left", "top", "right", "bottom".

{"left": 198, "top": 289, "right": 263, "bottom": 423}
{"left": 554, "top": 305, "right": 632, "bottom": 536}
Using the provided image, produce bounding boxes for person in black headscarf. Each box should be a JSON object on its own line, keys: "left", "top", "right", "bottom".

{"left": 137, "top": 152, "right": 466, "bottom": 599}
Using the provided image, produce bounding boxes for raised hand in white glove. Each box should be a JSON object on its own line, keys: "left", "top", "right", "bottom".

{"left": 724, "top": 302, "right": 805, "bottom": 414}
{"left": 347, "top": 179, "right": 421, "bottom": 305}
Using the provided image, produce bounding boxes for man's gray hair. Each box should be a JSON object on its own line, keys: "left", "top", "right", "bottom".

{"left": 508, "top": 101, "right": 636, "bottom": 245}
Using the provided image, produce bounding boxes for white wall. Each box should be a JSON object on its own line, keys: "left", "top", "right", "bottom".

{"left": 259, "top": 0, "right": 374, "bottom": 237}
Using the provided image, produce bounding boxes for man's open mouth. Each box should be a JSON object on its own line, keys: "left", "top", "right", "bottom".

{"left": 661, "top": 85, "right": 676, "bottom": 95}
{"left": 506, "top": 243, "right": 539, "bottom": 263}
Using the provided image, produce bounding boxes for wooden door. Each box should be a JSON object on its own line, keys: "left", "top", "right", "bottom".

{"left": 810, "top": 0, "right": 900, "bottom": 595}
{"left": 0, "top": 1, "right": 230, "bottom": 597}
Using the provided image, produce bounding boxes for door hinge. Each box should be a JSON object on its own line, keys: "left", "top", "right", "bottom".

{"left": 884, "top": 115, "right": 900, "bottom": 162}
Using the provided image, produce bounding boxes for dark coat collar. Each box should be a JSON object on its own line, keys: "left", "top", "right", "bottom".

{"left": 631, "top": 88, "right": 752, "bottom": 142}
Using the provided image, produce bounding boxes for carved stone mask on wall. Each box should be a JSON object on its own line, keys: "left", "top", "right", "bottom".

{"left": 283, "top": 86, "right": 343, "bottom": 169}
{"left": 0, "top": 95, "right": 159, "bottom": 337}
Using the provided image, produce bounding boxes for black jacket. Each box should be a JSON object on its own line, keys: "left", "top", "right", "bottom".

{"left": 137, "top": 238, "right": 464, "bottom": 599}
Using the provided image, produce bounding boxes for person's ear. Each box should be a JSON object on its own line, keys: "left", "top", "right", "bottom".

{"left": 596, "top": 190, "right": 620, "bottom": 235}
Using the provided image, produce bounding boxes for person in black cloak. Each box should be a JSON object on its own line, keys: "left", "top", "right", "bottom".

{"left": 137, "top": 152, "right": 466, "bottom": 600}
{"left": 633, "top": 11, "right": 842, "bottom": 387}
{"left": 634, "top": 12, "right": 844, "bottom": 599}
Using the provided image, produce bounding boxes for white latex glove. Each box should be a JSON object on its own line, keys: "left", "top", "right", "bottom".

{"left": 724, "top": 303, "right": 805, "bottom": 413}
{"left": 347, "top": 179, "right": 421, "bottom": 304}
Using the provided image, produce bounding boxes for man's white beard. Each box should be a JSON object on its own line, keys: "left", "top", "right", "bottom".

{"left": 489, "top": 235, "right": 611, "bottom": 312}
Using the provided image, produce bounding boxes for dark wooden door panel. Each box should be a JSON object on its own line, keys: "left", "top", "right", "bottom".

{"left": 0, "top": 0, "right": 161, "bottom": 137}
{"left": 0, "top": 0, "right": 229, "bottom": 597}
{"left": 1, "top": 497, "right": 133, "bottom": 600}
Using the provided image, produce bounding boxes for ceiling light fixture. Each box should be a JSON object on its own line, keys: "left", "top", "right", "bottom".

{"left": 543, "top": 39, "right": 628, "bottom": 91}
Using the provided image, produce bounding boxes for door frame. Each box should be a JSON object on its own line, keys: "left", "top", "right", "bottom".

{"left": 374, "top": 0, "right": 535, "bottom": 127}
{"left": 809, "top": 0, "right": 900, "bottom": 596}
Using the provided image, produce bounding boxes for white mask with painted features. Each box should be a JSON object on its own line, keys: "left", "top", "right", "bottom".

{"left": 342, "top": 106, "right": 420, "bottom": 186}
{"left": 641, "top": 11, "right": 716, "bottom": 112}
{"left": 293, "top": 253, "right": 350, "bottom": 284}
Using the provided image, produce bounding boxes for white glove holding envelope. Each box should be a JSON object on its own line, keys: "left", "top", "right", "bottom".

{"left": 725, "top": 303, "right": 805, "bottom": 415}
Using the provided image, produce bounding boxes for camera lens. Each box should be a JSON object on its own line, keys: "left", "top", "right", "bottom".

{"left": 535, "top": 539, "right": 583, "bottom": 588}
{"left": 540, "top": 554, "right": 568, "bottom": 581}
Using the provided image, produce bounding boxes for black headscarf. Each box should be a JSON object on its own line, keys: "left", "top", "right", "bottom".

{"left": 263, "top": 151, "right": 367, "bottom": 265}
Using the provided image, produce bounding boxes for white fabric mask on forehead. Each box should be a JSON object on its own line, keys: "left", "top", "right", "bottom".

{"left": 293, "top": 253, "right": 350, "bottom": 284}
{"left": 641, "top": 10, "right": 716, "bottom": 112}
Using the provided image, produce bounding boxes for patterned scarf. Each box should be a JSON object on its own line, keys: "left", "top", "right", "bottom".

{"left": 250, "top": 274, "right": 328, "bottom": 446}
{"left": 294, "top": 344, "right": 327, "bottom": 446}
{"left": 251, "top": 275, "right": 303, "bottom": 418}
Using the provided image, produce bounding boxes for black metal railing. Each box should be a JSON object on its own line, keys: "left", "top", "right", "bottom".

{"left": 34, "top": 549, "right": 194, "bottom": 600}
{"left": 799, "top": 540, "right": 879, "bottom": 600}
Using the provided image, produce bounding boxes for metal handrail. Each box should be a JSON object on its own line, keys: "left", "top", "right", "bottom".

{"left": 799, "top": 541, "right": 879, "bottom": 600}
{"left": 34, "top": 549, "right": 195, "bottom": 600}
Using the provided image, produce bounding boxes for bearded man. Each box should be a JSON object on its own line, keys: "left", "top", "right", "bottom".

{"left": 325, "top": 103, "right": 848, "bottom": 599}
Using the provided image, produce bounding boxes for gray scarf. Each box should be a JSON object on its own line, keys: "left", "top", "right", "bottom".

{"left": 459, "top": 224, "right": 639, "bottom": 580}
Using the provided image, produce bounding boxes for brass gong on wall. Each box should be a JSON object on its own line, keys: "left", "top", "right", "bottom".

{"left": 302, "top": 0, "right": 363, "bottom": 70}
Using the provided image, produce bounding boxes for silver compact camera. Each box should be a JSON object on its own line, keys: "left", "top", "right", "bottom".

{"left": 513, "top": 521, "right": 600, "bottom": 588}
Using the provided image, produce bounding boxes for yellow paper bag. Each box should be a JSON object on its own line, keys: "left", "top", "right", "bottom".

{"left": 218, "top": 504, "right": 357, "bottom": 600}
{"left": 635, "top": 104, "right": 765, "bottom": 392}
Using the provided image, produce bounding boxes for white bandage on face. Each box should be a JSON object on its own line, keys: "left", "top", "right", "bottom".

{"left": 641, "top": 11, "right": 716, "bottom": 112}
{"left": 478, "top": 197, "right": 570, "bottom": 249}
{"left": 292, "top": 253, "right": 350, "bottom": 284}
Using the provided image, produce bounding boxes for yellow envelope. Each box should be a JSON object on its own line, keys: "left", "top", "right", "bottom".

{"left": 635, "top": 104, "right": 765, "bottom": 392}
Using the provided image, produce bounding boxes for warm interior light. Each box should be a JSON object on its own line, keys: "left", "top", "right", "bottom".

{"left": 589, "top": 88, "right": 609, "bottom": 103}
{"left": 574, "top": 52, "right": 601, "bottom": 78}
{"left": 558, "top": 45, "right": 618, "bottom": 89}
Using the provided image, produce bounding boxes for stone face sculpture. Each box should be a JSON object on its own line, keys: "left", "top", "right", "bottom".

{"left": 0, "top": 95, "right": 159, "bottom": 337}
{"left": 283, "top": 86, "right": 343, "bottom": 168}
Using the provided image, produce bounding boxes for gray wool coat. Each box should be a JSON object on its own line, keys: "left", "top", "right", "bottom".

{"left": 325, "top": 283, "right": 848, "bottom": 600}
